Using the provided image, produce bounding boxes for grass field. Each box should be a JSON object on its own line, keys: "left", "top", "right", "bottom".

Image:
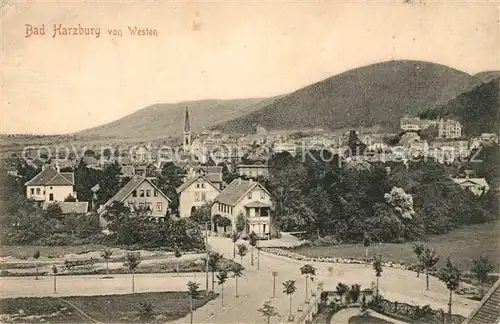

{"left": 294, "top": 221, "right": 500, "bottom": 272}
{"left": 0, "top": 244, "right": 106, "bottom": 259}
{"left": 0, "top": 291, "right": 216, "bottom": 323}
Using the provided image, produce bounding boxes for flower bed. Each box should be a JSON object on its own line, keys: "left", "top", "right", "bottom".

{"left": 261, "top": 248, "right": 410, "bottom": 270}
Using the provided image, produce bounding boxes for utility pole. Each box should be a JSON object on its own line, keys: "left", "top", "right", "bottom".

{"left": 205, "top": 221, "right": 210, "bottom": 296}
{"left": 272, "top": 271, "right": 278, "bottom": 298}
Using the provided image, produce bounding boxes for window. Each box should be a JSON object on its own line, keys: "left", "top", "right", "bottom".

{"left": 139, "top": 202, "right": 144, "bottom": 208}
{"left": 195, "top": 192, "right": 200, "bottom": 202}
{"left": 146, "top": 202, "right": 152, "bottom": 210}
{"left": 50, "top": 187, "right": 53, "bottom": 190}
{"left": 260, "top": 192, "right": 265, "bottom": 199}
{"left": 140, "top": 190, "right": 145, "bottom": 197}
{"left": 196, "top": 183, "right": 200, "bottom": 188}
{"left": 156, "top": 202, "right": 163, "bottom": 212}
{"left": 201, "top": 183, "right": 205, "bottom": 188}
{"left": 248, "top": 192, "right": 252, "bottom": 199}
{"left": 30, "top": 188, "right": 34, "bottom": 195}
{"left": 132, "top": 190, "right": 137, "bottom": 197}
{"left": 201, "top": 192, "right": 207, "bottom": 201}
{"left": 154, "top": 190, "right": 158, "bottom": 197}
{"left": 49, "top": 193, "right": 54, "bottom": 201}
{"left": 146, "top": 190, "right": 151, "bottom": 197}
{"left": 36, "top": 188, "right": 41, "bottom": 194}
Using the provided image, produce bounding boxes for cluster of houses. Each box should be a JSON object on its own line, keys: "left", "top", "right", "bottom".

{"left": 17, "top": 108, "right": 498, "bottom": 236}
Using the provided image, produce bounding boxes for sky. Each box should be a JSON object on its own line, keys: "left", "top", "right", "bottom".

{"left": 1, "top": 0, "right": 499, "bottom": 134}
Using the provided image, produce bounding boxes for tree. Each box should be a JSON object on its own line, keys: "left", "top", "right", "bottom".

{"left": 412, "top": 242, "right": 424, "bottom": 278}
{"left": 124, "top": 252, "right": 141, "bottom": 293}
{"left": 191, "top": 202, "right": 211, "bottom": 224}
{"left": 174, "top": 247, "right": 182, "bottom": 276}
{"left": 236, "top": 243, "right": 248, "bottom": 266}
{"left": 187, "top": 281, "right": 200, "bottom": 324}
{"left": 232, "top": 264, "right": 244, "bottom": 297}
{"left": 373, "top": 254, "right": 383, "bottom": 299}
{"left": 299, "top": 264, "right": 316, "bottom": 302}
{"left": 349, "top": 284, "right": 361, "bottom": 304}
{"left": 282, "top": 280, "right": 297, "bottom": 320}
{"left": 437, "top": 258, "right": 461, "bottom": 323}
{"left": 363, "top": 232, "right": 371, "bottom": 267}
{"left": 216, "top": 270, "right": 229, "bottom": 306}
{"left": 43, "top": 203, "right": 64, "bottom": 221}
{"left": 248, "top": 231, "right": 258, "bottom": 266}
{"left": 52, "top": 264, "right": 58, "bottom": 293}
{"left": 33, "top": 250, "right": 41, "bottom": 280}
{"left": 100, "top": 248, "right": 113, "bottom": 277}
{"left": 335, "top": 283, "right": 349, "bottom": 305}
{"left": 421, "top": 246, "right": 439, "bottom": 290}
{"left": 207, "top": 251, "right": 223, "bottom": 291}
{"left": 64, "top": 194, "right": 77, "bottom": 202}
{"left": 230, "top": 231, "right": 240, "bottom": 259}
{"left": 471, "top": 255, "right": 494, "bottom": 294}
{"left": 235, "top": 212, "right": 246, "bottom": 234}
{"left": 218, "top": 216, "right": 232, "bottom": 233}
{"left": 258, "top": 301, "right": 280, "bottom": 324}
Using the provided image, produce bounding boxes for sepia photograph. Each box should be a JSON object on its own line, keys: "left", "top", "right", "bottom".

{"left": 1, "top": 1, "right": 499, "bottom": 323}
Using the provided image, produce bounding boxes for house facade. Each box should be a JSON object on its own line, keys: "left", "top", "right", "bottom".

{"left": 98, "top": 176, "right": 171, "bottom": 226}
{"left": 452, "top": 175, "right": 490, "bottom": 196}
{"left": 211, "top": 178, "right": 273, "bottom": 236}
{"left": 177, "top": 174, "right": 221, "bottom": 218}
{"left": 236, "top": 164, "right": 270, "bottom": 179}
{"left": 25, "top": 166, "right": 76, "bottom": 204}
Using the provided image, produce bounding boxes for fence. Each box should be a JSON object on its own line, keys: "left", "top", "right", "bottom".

{"left": 373, "top": 298, "right": 466, "bottom": 324}
{"left": 294, "top": 283, "right": 324, "bottom": 324}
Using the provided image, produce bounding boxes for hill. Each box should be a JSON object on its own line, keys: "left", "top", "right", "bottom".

{"left": 420, "top": 77, "right": 500, "bottom": 136}
{"left": 75, "top": 97, "right": 278, "bottom": 142}
{"left": 211, "top": 60, "right": 478, "bottom": 133}
{"left": 474, "top": 71, "right": 500, "bottom": 83}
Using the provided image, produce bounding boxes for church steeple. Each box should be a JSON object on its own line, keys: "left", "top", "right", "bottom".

{"left": 183, "top": 107, "right": 192, "bottom": 150}
{"left": 184, "top": 107, "right": 190, "bottom": 132}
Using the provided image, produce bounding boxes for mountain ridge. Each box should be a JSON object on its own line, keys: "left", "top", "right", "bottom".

{"left": 75, "top": 60, "right": 493, "bottom": 141}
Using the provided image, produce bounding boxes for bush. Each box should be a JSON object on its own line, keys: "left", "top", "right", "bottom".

{"left": 37, "top": 233, "right": 72, "bottom": 246}
{"left": 137, "top": 300, "right": 155, "bottom": 321}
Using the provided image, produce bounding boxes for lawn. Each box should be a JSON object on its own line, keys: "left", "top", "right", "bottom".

{"left": 348, "top": 315, "right": 394, "bottom": 324}
{"left": 294, "top": 221, "right": 500, "bottom": 271}
{"left": 0, "top": 244, "right": 106, "bottom": 259}
{"left": 0, "top": 291, "right": 216, "bottom": 323}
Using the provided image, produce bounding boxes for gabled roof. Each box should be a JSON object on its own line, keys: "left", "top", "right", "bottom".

{"left": 214, "top": 179, "right": 270, "bottom": 206}
{"left": 25, "top": 167, "right": 74, "bottom": 186}
{"left": 452, "top": 177, "right": 489, "bottom": 189}
{"left": 42, "top": 202, "right": 88, "bottom": 214}
{"left": 101, "top": 176, "right": 171, "bottom": 211}
{"left": 463, "top": 278, "right": 500, "bottom": 324}
{"left": 176, "top": 174, "right": 221, "bottom": 194}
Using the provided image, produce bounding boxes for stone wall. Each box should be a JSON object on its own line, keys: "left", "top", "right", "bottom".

{"left": 294, "top": 283, "right": 324, "bottom": 324}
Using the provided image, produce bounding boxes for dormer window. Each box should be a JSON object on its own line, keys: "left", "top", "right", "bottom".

{"left": 248, "top": 192, "right": 252, "bottom": 199}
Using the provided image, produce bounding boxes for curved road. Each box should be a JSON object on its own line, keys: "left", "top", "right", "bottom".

{"left": 0, "top": 235, "right": 479, "bottom": 324}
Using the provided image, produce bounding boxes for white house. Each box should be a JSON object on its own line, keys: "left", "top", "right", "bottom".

{"left": 176, "top": 174, "right": 221, "bottom": 218}
{"left": 25, "top": 166, "right": 76, "bottom": 204}
{"left": 98, "top": 176, "right": 171, "bottom": 226}
{"left": 452, "top": 174, "right": 490, "bottom": 196}
{"left": 211, "top": 178, "right": 273, "bottom": 236}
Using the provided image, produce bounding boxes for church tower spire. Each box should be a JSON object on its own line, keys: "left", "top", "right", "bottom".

{"left": 183, "top": 107, "right": 192, "bottom": 150}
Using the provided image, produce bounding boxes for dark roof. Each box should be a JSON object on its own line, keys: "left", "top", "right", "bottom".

{"left": 42, "top": 202, "right": 88, "bottom": 214}
{"left": 101, "top": 176, "right": 171, "bottom": 210}
{"left": 463, "top": 277, "right": 500, "bottom": 324}
{"left": 176, "top": 174, "right": 221, "bottom": 194}
{"left": 214, "top": 179, "right": 261, "bottom": 206}
{"left": 25, "top": 167, "right": 74, "bottom": 186}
